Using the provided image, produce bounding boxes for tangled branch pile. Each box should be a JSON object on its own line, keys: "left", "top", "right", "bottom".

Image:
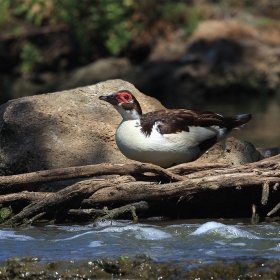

{"left": 0, "top": 155, "right": 280, "bottom": 227}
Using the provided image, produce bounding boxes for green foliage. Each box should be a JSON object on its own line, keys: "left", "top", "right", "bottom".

{"left": 11, "top": 0, "right": 54, "bottom": 26}
{"left": 20, "top": 42, "right": 44, "bottom": 74}
{"left": 0, "top": 0, "right": 11, "bottom": 25}
{"left": 0, "top": 0, "right": 211, "bottom": 75}
{"left": 160, "top": 2, "right": 187, "bottom": 20}
{"left": 51, "top": 0, "right": 134, "bottom": 56}
{"left": 120, "top": 255, "right": 130, "bottom": 261}
{"left": 90, "top": 2, "right": 132, "bottom": 56}
{"left": 184, "top": 5, "right": 207, "bottom": 35}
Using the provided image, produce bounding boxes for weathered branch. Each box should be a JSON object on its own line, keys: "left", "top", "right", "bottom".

{"left": 1, "top": 154, "right": 280, "bottom": 194}
{"left": 273, "top": 183, "right": 279, "bottom": 191}
{"left": 167, "top": 162, "right": 230, "bottom": 174}
{"left": 1, "top": 154, "right": 280, "bottom": 226}
{"left": 69, "top": 201, "right": 149, "bottom": 222}
{"left": 251, "top": 204, "right": 259, "bottom": 224}
{"left": 81, "top": 199, "right": 102, "bottom": 208}
{"left": 267, "top": 202, "right": 280, "bottom": 216}
{"left": 0, "top": 162, "right": 185, "bottom": 193}
{"left": 88, "top": 169, "right": 280, "bottom": 204}
{"left": 21, "top": 212, "right": 46, "bottom": 227}
{"left": 0, "top": 192, "right": 51, "bottom": 204}
{"left": 261, "top": 182, "right": 270, "bottom": 205}
{"left": 95, "top": 201, "right": 149, "bottom": 222}
{"left": 3, "top": 176, "right": 135, "bottom": 227}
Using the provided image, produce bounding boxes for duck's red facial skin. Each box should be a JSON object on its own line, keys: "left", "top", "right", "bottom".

{"left": 99, "top": 90, "right": 143, "bottom": 115}
{"left": 115, "top": 91, "right": 133, "bottom": 103}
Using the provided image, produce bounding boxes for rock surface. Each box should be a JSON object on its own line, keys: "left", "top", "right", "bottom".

{"left": 0, "top": 79, "right": 164, "bottom": 175}
{"left": 197, "top": 137, "right": 264, "bottom": 165}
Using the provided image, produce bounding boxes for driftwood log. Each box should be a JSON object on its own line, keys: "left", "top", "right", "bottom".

{"left": 0, "top": 155, "right": 280, "bottom": 226}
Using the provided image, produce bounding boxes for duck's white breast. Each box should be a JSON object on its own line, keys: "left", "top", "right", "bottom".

{"left": 115, "top": 120, "right": 215, "bottom": 167}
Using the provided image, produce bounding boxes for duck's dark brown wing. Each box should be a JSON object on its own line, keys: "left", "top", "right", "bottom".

{"left": 139, "top": 109, "right": 250, "bottom": 136}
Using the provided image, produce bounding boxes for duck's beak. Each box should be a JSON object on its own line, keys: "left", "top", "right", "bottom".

{"left": 99, "top": 94, "right": 118, "bottom": 105}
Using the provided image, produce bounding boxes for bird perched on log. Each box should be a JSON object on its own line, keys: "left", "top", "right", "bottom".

{"left": 99, "top": 90, "right": 252, "bottom": 167}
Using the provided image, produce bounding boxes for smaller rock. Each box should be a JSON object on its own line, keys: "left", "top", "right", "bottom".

{"left": 197, "top": 137, "right": 263, "bottom": 165}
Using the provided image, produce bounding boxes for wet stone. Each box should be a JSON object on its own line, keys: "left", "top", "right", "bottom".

{"left": 1, "top": 256, "right": 280, "bottom": 279}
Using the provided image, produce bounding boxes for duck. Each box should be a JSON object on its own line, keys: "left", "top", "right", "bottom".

{"left": 99, "top": 90, "right": 252, "bottom": 167}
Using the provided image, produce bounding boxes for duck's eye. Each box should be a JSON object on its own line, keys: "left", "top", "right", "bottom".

{"left": 124, "top": 95, "right": 129, "bottom": 100}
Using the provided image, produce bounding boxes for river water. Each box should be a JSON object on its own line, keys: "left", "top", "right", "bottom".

{"left": 1, "top": 219, "right": 280, "bottom": 270}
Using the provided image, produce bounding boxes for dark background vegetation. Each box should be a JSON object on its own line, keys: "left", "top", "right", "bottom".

{"left": 1, "top": 0, "right": 280, "bottom": 101}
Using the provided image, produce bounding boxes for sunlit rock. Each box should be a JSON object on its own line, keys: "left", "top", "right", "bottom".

{"left": 0, "top": 79, "right": 164, "bottom": 175}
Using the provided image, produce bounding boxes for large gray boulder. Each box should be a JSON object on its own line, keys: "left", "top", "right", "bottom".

{"left": 197, "top": 137, "right": 263, "bottom": 165}
{"left": 0, "top": 79, "right": 164, "bottom": 175}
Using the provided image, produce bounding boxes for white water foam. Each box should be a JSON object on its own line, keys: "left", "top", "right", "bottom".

{"left": 89, "top": 241, "right": 103, "bottom": 247}
{"left": 269, "top": 243, "right": 280, "bottom": 251}
{"left": 51, "top": 222, "right": 171, "bottom": 242}
{"left": 230, "top": 242, "right": 246, "bottom": 246}
{"left": 47, "top": 224, "right": 94, "bottom": 232}
{"left": 134, "top": 227, "right": 171, "bottom": 240}
{"left": 0, "top": 230, "right": 34, "bottom": 241}
{"left": 99, "top": 224, "right": 172, "bottom": 240}
{"left": 52, "top": 231, "right": 94, "bottom": 242}
{"left": 190, "top": 221, "right": 259, "bottom": 239}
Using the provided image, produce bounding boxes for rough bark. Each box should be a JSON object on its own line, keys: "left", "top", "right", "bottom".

{"left": 167, "top": 162, "right": 230, "bottom": 175}
{"left": 68, "top": 201, "right": 149, "bottom": 222}
{"left": 87, "top": 168, "right": 280, "bottom": 204}
{"left": 0, "top": 162, "right": 185, "bottom": 193}
{"left": 0, "top": 192, "right": 50, "bottom": 204}
{"left": 0, "top": 154, "right": 280, "bottom": 226}
{"left": 3, "top": 176, "right": 134, "bottom": 227}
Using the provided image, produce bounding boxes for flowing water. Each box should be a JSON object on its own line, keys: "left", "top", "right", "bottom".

{"left": 1, "top": 220, "right": 280, "bottom": 269}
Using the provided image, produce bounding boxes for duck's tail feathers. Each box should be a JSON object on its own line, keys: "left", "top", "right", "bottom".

{"left": 226, "top": 114, "right": 252, "bottom": 130}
